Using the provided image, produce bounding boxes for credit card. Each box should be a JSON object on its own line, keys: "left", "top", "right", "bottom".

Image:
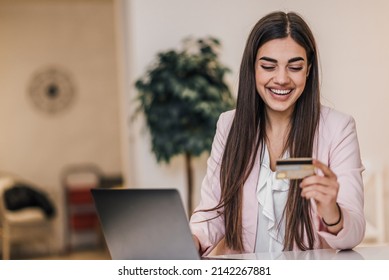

{"left": 275, "top": 158, "right": 314, "bottom": 179}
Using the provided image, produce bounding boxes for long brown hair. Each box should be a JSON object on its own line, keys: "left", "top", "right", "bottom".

{"left": 217, "top": 11, "right": 321, "bottom": 251}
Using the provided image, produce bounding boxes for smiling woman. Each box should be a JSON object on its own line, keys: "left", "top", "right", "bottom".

{"left": 190, "top": 11, "right": 365, "bottom": 257}
{"left": 255, "top": 37, "right": 309, "bottom": 120}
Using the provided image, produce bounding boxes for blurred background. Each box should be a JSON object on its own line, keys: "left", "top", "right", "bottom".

{"left": 0, "top": 0, "right": 388, "bottom": 259}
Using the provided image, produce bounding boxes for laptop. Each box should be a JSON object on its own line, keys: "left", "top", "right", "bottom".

{"left": 91, "top": 188, "right": 200, "bottom": 260}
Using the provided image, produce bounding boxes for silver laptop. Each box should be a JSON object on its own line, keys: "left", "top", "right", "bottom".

{"left": 91, "top": 188, "right": 200, "bottom": 260}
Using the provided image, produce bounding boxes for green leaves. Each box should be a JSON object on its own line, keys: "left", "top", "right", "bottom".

{"left": 135, "top": 37, "right": 235, "bottom": 163}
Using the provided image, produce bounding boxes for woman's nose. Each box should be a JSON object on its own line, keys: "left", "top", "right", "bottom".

{"left": 273, "top": 69, "right": 290, "bottom": 85}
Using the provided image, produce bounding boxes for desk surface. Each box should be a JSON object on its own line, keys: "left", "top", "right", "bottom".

{"left": 212, "top": 245, "right": 389, "bottom": 260}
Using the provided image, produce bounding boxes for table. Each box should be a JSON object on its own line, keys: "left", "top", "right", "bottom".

{"left": 211, "top": 245, "right": 389, "bottom": 260}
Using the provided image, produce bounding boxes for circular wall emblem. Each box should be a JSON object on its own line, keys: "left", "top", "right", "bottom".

{"left": 28, "top": 66, "right": 76, "bottom": 114}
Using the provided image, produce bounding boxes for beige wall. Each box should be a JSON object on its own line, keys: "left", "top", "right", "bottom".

{"left": 124, "top": 0, "right": 389, "bottom": 240}
{"left": 0, "top": 0, "right": 122, "bottom": 252}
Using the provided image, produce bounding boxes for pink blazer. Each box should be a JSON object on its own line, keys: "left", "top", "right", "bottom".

{"left": 190, "top": 106, "right": 365, "bottom": 256}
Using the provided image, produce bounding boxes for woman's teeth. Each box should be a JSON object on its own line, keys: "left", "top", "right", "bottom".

{"left": 270, "top": 88, "right": 292, "bottom": 95}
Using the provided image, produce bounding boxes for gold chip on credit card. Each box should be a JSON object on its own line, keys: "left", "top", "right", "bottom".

{"left": 276, "top": 158, "right": 315, "bottom": 179}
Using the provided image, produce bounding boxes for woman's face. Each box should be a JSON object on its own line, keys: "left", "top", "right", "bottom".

{"left": 255, "top": 36, "right": 310, "bottom": 117}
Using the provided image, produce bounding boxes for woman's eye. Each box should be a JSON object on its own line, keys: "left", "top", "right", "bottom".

{"left": 260, "top": 65, "right": 275, "bottom": 71}
{"left": 289, "top": 66, "right": 303, "bottom": 72}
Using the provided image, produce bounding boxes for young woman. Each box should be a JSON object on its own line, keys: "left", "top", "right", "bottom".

{"left": 190, "top": 11, "right": 365, "bottom": 256}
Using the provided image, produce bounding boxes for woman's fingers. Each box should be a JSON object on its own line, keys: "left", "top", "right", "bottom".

{"left": 300, "top": 175, "right": 334, "bottom": 188}
{"left": 300, "top": 184, "right": 337, "bottom": 202}
{"left": 300, "top": 160, "right": 339, "bottom": 204}
{"left": 312, "top": 159, "right": 337, "bottom": 179}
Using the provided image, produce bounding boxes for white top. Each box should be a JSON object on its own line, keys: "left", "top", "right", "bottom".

{"left": 255, "top": 146, "right": 289, "bottom": 252}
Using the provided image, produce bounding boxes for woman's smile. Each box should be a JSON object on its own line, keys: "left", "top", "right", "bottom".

{"left": 268, "top": 88, "right": 294, "bottom": 96}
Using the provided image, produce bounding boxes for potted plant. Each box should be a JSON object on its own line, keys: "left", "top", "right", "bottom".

{"left": 134, "top": 37, "right": 235, "bottom": 213}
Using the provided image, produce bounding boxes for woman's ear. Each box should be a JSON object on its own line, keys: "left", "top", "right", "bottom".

{"left": 307, "top": 64, "right": 312, "bottom": 78}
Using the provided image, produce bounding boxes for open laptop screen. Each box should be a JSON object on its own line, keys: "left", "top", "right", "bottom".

{"left": 91, "top": 188, "right": 200, "bottom": 260}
